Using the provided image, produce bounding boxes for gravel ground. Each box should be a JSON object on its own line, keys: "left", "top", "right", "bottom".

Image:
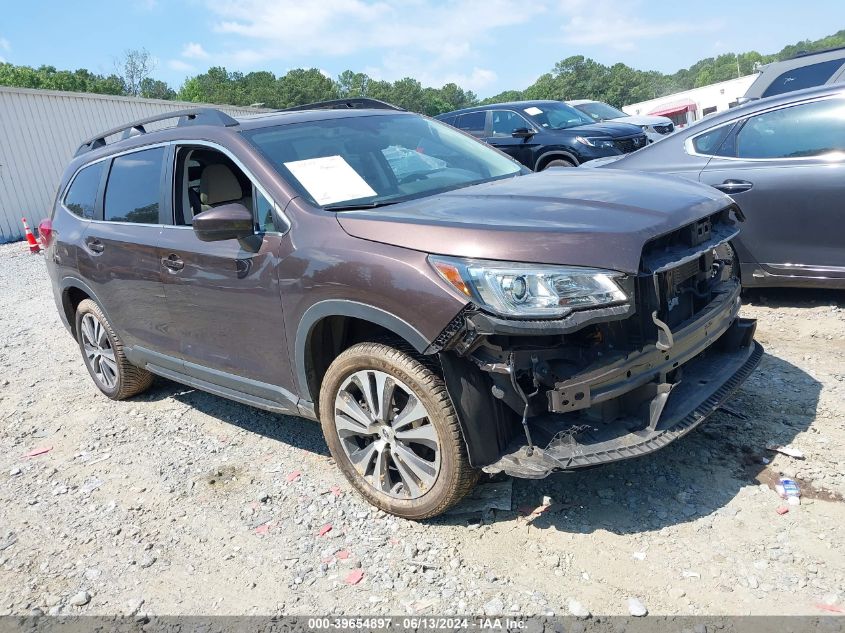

{"left": 1, "top": 241, "right": 843, "bottom": 618}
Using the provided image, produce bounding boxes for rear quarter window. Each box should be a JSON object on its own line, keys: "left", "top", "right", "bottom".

{"left": 63, "top": 162, "right": 105, "bottom": 219}
{"left": 761, "top": 59, "right": 845, "bottom": 98}
{"left": 455, "top": 111, "right": 486, "bottom": 136}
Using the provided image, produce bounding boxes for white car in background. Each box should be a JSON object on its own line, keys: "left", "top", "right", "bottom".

{"left": 566, "top": 99, "right": 675, "bottom": 143}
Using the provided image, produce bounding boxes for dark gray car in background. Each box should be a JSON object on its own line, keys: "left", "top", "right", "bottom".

{"left": 585, "top": 84, "right": 845, "bottom": 289}
{"left": 43, "top": 99, "right": 761, "bottom": 519}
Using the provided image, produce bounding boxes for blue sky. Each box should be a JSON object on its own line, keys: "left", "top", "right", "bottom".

{"left": 2, "top": 0, "right": 844, "bottom": 98}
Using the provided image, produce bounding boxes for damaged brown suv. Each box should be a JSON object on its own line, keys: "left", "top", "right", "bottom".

{"left": 44, "top": 99, "right": 762, "bottom": 519}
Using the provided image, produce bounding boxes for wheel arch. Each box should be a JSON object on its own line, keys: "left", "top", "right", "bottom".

{"left": 295, "top": 301, "right": 432, "bottom": 414}
{"left": 534, "top": 150, "right": 579, "bottom": 170}
{"left": 59, "top": 277, "right": 105, "bottom": 338}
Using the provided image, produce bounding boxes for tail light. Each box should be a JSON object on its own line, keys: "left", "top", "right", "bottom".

{"left": 38, "top": 219, "right": 53, "bottom": 247}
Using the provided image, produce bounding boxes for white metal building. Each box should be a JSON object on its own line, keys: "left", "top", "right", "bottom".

{"left": 0, "top": 87, "right": 265, "bottom": 242}
{"left": 623, "top": 74, "right": 758, "bottom": 129}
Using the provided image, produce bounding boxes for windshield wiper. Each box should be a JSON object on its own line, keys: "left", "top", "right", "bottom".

{"left": 324, "top": 200, "right": 399, "bottom": 212}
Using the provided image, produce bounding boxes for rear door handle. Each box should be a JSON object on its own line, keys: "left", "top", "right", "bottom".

{"left": 86, "top": 239, "right": 104, "bottom": 254}
{"left": 713, "top": 179, "right": 753, "bottom": 194}
{"left": 161, "top": 254, "right": 184, "bottom": 272}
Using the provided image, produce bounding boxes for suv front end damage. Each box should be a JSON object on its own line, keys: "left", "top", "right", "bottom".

{"left": 433, "top": 207, "right": 763, "bottom": 478}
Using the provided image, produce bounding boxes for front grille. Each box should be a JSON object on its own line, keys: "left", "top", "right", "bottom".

{"left": 614, "top": 134, "right": 648, "bottom": 153}
{"left": 638, "top": 207, "right": 740, "bottom": 330}
{"left": 653, "top": 123, "right": 674, "bottom": 135}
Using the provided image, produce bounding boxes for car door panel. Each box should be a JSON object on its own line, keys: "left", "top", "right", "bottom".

{"left": 77, "top": 147, "right": 173, "bottom": 358}
{"left": 699, "top": 97, "right": 845, "bottom": 279}
{"left": 157, "top": 228, "right": 297, "bottom": 403}
{"left": 700, "top": 159, "right": 845, "bottom": 277}
{"left": 77, "top": 222, "right": 173, "bottom": 357}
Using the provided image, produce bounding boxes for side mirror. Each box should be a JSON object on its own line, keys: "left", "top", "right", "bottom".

{"left": 192, "top": 203, "right": 254, "bottom": 242}
{"left": 512, "top": 127, "right": 535, "bottom": 139}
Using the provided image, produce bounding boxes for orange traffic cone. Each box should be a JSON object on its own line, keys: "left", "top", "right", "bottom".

{"left": 22, "top": 217, "right": 41, "bottom": 254}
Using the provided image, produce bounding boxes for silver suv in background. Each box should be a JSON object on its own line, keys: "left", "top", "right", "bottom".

{"left": 567, "top": 99, "right": 675, "bottom": 143}
{"left": 742, "top": 46, "right": 845, "bottom": 102}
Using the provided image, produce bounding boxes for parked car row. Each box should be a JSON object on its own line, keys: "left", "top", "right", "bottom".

{"left": 434, "top": 100, "right": 648, "bottom": 169}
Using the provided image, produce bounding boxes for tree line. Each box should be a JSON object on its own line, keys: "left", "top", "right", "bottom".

{"left": 2, "top": 30, "right": 843, "bottom": 114}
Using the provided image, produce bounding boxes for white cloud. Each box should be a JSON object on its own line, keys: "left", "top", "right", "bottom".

{"left": 182, "top": 42, "right": 209, "bottom": 59}
{"left": 558, "top": 0, "right": 721, "bottom": 50}
{"left": 0, "top": 37, "right": 10, "bottom": 51}
{"left": 168, "top": 59, "right": 196, "bottom": 72}
{"left": 198, "top": 0, "right": 543, "bottom": 85}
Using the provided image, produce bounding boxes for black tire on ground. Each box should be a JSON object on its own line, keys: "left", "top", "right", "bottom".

{"left": 75, "top": 299, "right": 154, "bottom": 400}
{"left": 319, "top": 342, "right": 479, "bottom": 520}
{"left": 542, "top": 159, "right": 575, "bottom": 169}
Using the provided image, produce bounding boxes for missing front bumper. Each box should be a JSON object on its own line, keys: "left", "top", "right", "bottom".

{"left": 483, "top": 319, "right": 763, "bottom": 478}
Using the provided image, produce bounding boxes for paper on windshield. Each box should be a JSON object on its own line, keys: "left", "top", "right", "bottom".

{"left": 283, "top": 155, "right": 377, "bottom": 205}
{"left": 523, "top": 106, "right": 543, "bottom": 116}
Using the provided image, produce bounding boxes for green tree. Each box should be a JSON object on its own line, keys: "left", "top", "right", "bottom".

{"left": 388, "top": 77, "right": 424, "bottom": 111}
{"left": 337, "top": 70, "right": 370, "bottom": 97}
{"left": 277, "top": 68, "right": 337, "bottom": 107}
{"left": 139, "top": 78, "right": 176, "bottom": 100}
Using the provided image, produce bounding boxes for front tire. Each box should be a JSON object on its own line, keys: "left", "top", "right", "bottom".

{"left": 75, "top": 299, "right": 154, "bottom": 400}
{"left": 319, "top": 342, "right": 478, "bottom": 519}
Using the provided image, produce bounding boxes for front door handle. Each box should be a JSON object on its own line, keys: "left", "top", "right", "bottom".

{"left": 86, "top": 239, "right": 104, "bottom": 254}
{"left": 713, "top": 179, "right": 753, "bottom": 194}
{"left": 161, "top": 254, "right": 184, "bottom": 272}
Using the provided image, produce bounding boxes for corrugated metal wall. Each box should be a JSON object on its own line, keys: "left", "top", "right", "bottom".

{"left": 0, "top": 87, "right": 266, "bottom": 242}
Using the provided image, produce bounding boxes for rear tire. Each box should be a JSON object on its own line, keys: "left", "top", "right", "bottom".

{"left": 319, "top": 342, "right": 478, "bottom": 519}
{"left": 542, "top": 159, "right": 575, "bottom": 169}
{"left": 75, "top": 299, "right": 154, "bottom": 400}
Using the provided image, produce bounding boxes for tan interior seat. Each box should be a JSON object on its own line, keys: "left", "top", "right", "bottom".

{"left": 199, "top": 164, "right": 252, "bottom": 213}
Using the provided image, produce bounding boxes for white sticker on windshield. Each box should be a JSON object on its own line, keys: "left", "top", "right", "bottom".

{"left": 523, "top": 107, "right": 543, "bottom": 116}
{"left": 283, "top": 155, "right": 377, "bottom": 206}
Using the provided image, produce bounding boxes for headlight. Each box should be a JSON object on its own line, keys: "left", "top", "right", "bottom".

{"left": 429, "top": 256, "right": 629, "bottom": 318}
{"left": 641, "top": 125, "right": 650, "bottom": 132}
{"left": 575, "top": 136, "right": 616, "bottom": 149}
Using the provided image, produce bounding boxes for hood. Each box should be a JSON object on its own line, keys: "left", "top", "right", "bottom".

{"left": 555, "top": 121, "right": 643, "bottom": 138}
{"left": 611, "top": 114, "right": 673, "bottom": 127}
{"left": 336, "top": 170, "right": 731, "bottom": 274}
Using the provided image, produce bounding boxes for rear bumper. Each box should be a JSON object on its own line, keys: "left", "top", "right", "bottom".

{"left": 483, "top": 314, "right": 762, "bottom": 478}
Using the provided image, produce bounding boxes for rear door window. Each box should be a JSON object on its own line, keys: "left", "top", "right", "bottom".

{"left": 761, "top": 59, "right": 845, "bottom": 98}
{"left": 455, "top": 111, "right": 487, "bottom": 136}
{"left": 103, "top": 147, "right": 165, "bottom": 224}
{"left": 735, "top": 98, "right": 845, "bottom": 159}
{"left": 64, "top": 162, "right": 104, "bottom": 219}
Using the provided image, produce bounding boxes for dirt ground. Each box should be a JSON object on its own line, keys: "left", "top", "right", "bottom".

{"left": 1, "top": 241, "right": 843, "bottom": 618}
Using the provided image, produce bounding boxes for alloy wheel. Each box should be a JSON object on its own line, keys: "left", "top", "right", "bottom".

{"left": 80, "top": 313, "right": 118, "bottom": 390}
{"left": 333, "top": 370, "right": 441, "bottom": 499}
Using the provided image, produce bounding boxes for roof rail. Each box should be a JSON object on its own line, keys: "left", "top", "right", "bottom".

{"left": 74, "top": 108, "right": 240, "bottom": 157}
{"left": 280, "top": 98, "right": 405, "bottom": 112}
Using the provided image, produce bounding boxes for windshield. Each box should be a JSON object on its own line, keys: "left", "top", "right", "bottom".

{"left": 242, "top": 113, "right": 524, "bottom": 209}
{"left": 575, "top": 101, "right": 628, "bottom": 121}
{"left": 520, "top": 102, "right": 595, "bottom": 130}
